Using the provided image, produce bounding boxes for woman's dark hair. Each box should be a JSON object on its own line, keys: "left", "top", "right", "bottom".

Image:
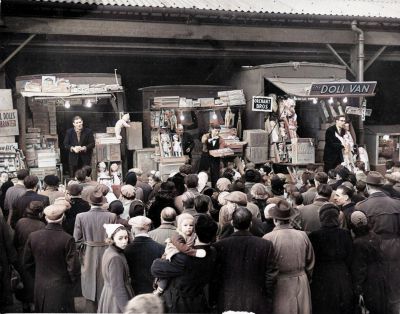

{"left": 125, "top": 172, "right": 137, "bottom": 186}
{"left": 109, "top": 200, "right": 124, "bottom": 216}
{"left": 171, "top": 173, "right": 185, "bottom": 195}
{"left": 194, "top": 195, "right": 212, "bottom": 213}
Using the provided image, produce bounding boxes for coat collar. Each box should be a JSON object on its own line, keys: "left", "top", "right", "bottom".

{"left": 231, "top": 230, "right": 253, "bottom": 237}
{"left": 158, "top": 223, "right": 176, "bottom": 230}
{"left": 273, "top": 224, "right": 293, "bottom": 231}
{"left": 45, "top": 223, "right": 63, "bottom": 231}
{"left": 368, "top": 191, "right": 389, "bottom": 198}
{"left": 89, "top": 206, "right": 107, "bottom": 212}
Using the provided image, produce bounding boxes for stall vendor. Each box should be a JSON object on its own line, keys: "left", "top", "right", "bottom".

{"left": 64, "top": 116, "right": 95, "bottom": 177}
{"left": 199, "top": 126, "right": 221, "bottom": 188}
{"left": 176, "top": 124, "right": 195, "bottom": 160}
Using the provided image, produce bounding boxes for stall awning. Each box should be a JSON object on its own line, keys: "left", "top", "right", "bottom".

{"left": 265, "top": 77, "right": 349, "bottom": 98}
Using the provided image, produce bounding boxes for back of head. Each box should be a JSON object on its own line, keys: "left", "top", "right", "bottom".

{"left": 338, "top": 184, "right": 354, "bottom": 199}
{"left": 171, "top": 173, "right": 186, "bottom": 195}
{"left": 125, "top": 171, "right": 137, "bottom": 186}
{"left": 161, "top": 207, "right": 177, "bottom": 223}
{"left": 24, "top": 175, "right": 39, "bottom": 189}
{"left": 27, "top": 200, "right": 44, "bottom": 216}
{"left": 222, "top": 168, "right": 235, "bottom": 182}
{"left": 185, "top": 174, "right": 198, "bottom": 189}
{"left": 335, "top": 165, "right": 350, "bottom": 181}
{"left": 124, "top": 294, "right": 164, "bottom": 314}
{"left": 109, "top": 200, "right": 124, "bottom": 216}
{"left": 129, "top": 200, "right": 145, "bottom": 217}
{"left": 194, "top": 194, "right": 211, "bottom": 213}
{"left": 44, "top": 175, "right": 60, "bottom": 187}
{"left": 317, "top": 183, "right": 332, "bottom": 198}
{"left": 182, "top": 193, "right": 195, "bottom": 209}
{"left": 232, "top": 206, "right": 252, "bottom": 230}
{"left": 386, "top": 160, "right": 395, "bottom": 171}
{"left": 82, "top": 165, "right": 92, "bottom": 178}
{"left": 179, "top": 164, "right": 192, "bottom": 175}
{"left": 75, "top": 169, "right": 87, "bottom": 182}
{"left": 315, "top": 172, "right": 328, "bottom": 184}
{"left": 229, "top": 180, "right": 245, "bottom": 193}
{"left": 17, "top": 169, "right": 29, "bottom": 181}
{"left": 244, "top": 169, "right": 260, "bottom": 183}
{"left": 195, "top": 214, "right": 218, "bottom": 243}
{"left": 67, "top": 183, "right": 83, "bottom": 196}
{"left": 328, "top": 169, "right": 336, "bottom": 179}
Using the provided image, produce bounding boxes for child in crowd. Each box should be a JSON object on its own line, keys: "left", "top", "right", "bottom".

{"left": 153, "top": 213, "right": 206, "bottom": 295}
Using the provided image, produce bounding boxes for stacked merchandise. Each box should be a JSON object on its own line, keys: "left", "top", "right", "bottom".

{"left": 153, "top": 96, "right": 180, "bottom": 108}
{"left": 217, "top": 90, "right": 246, "bottom": 106}
{"left": 243, "top": 129, "right": 269, "bottom": 164}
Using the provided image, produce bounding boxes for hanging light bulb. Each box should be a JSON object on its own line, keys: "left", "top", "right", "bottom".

{"left": 312, "top": 98, "right": 318, "bottom": 104}
{"left": 212, "top": 111, "right": 217, "bottom": 120}
{"left": 180, "top": 111, "right": 185, "bottom": 121}
{"left": 84, "top": 99, "right": 92, "bottom": 108}
{"left": 328, "top": 97, "right": 334, "bottom": 104}
{"left": 343, "top": 97, "right": 348, "bottom": 104}
{"left": 64, "top": 100, "right": 71, "bottom": 109}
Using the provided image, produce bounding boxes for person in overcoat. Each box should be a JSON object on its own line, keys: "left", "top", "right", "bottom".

{"left": 263, "top": 200, "right": 314, "bottom": 314}
{"left": 63, "top": 115, "right": 95, "bottom": 177}
{"left": 323, "top": 115, "right": 345, "bottom": 173}
{"left": 97, "top": 224, "right": 134, "bottom": 313}
{"left": 73, "top": 190, "right": 117, "bottom": 312}
{"left": 309, "top": 202, "right": 354, "bottom": 314}
{"left": 350, "top": 211, "right": 388, "bottom": 314}
{"left": 0, "top": 216, "right": 18, "bottom": 312}
{"left": 151, "top": 214, "right": 218, "bottom": 313}
{"left": 63, "top": 184, "right": 90, "bottom": 235}
{"left": 23, "top": 204, "right": 80, "bottom": 313}
{"left": 147, "top": 181, "right": 177, "bottom": 228}
{"left": 124, "top": 216, "right": 164, "bottom": 295}
{"left": 13, "top": 201, "right": 45, "bottom": 311}
{"left": 213, "top": 207, "right": 278, "bottom": 314}
{"left": 355, "top": 171, "right": 400, "bottom": 314}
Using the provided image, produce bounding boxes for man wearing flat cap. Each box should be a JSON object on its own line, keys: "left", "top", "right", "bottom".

{"left": 263, "top": 200, "right": 315, "bottom": 314}
{"left": 356, "top": 171, "right": 400, "bottom": 314}
{"left": 124, "top": 216, "right": 164, "bottom": 295}
{"left": 73, "top": 189, "right": 117, "bottom": 312}
{"left": 23, "top": 204, "right": 80, "bottom": 313}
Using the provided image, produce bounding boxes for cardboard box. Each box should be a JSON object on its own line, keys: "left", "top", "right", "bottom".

{"left": 133, "top": 148, "right": 158, "bottom": 175}
{"left": 243, "top": 129, "right": 269, "bottom": 147}
{"left": 291, "top": 138, "right": 315, "bottom": 164}
{"left": 245, "top": 146, "right": 269, "bottom": 163}
{"left": 209, "top": 148, "right": 234, "bottom": 157}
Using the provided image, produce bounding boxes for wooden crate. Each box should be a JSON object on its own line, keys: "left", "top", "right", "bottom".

{"left": 159, "top": 162, "right": 184, "bottom": 181}
{"left": 126, "top": 122, "right": 143, "bottom": 150}
{"left": 243, "top": 129, "right": 268, "bottom": 147}
{"left": 291, "top": 138, "right": 315, "bottom": 164}
{"left": 245, "top": 146, "right": 269, "bottom": 164}
{"left": 133, "top": 148, "right": 158, "bottom": 175}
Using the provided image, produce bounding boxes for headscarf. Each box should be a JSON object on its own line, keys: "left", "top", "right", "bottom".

{"left": 197, "top": 172, "right": 208, "bottom": 192}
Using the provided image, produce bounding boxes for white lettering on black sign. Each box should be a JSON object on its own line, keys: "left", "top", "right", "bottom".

{"left": 252, "top": 96, "right": 273, "bottom": 112}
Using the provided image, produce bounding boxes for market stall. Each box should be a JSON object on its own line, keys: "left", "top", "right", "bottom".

{"left": 15, "top": 73, "right": 130, "bottom": 182}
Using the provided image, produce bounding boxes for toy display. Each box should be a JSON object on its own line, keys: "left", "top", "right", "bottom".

{"left": 114, "top": 113, "right": 131, "bottom": 140}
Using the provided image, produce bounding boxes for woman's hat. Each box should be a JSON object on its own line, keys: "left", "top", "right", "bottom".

{"left": 364, "top": 171, "right": 385, "bottom": 186}
{"left": 351, "top": 210, "right": 368, "bottom": 227}
{"left": 103, "top": 223, "right": 124, "bottom": 238}
{"left": 224, "top": 191, "right": 248, "bottom": 206}
{"left": 250, "top": 183, "right": 268, "bottom": 200}
{"left": 120, "top": 185, "right": 136, "bottom": 198}
{"left": 268, "top": 200, "right": 296, "bottom": 220}
{"left": 385, "top": 171, "right": 400, "bottom": 183}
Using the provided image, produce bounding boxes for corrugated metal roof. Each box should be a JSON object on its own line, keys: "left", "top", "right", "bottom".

{"left": 30, "top": 0, "right": 400, "bottom": 19}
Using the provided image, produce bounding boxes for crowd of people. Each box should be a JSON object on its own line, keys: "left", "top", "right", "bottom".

{"left": 0, "top": 158, "right": 399, "bottom": 314}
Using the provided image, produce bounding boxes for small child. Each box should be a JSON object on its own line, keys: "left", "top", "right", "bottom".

{"left": 154, "top": 213, "right": 206, "bottom": 295}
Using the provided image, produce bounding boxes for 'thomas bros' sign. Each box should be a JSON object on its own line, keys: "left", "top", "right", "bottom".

{"left": 309, "top": 81, "right": 377, "bottom": 97}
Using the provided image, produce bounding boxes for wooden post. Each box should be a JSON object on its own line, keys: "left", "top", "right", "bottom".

{"left": 16, "top": 96, "right": 26, "bottom": 152}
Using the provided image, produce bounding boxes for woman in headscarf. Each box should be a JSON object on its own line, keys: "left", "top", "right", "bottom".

{"left": 97, "top": 224, "right": 134, "bottom": 313}
{"left": 350, "top": 211, "right": 388, "bottom": 314}
{"left": 308, "top": 203, "right": 354, "bottom": 314}
{"left": 197, "top": 172, "right": 209, "bottom": 193}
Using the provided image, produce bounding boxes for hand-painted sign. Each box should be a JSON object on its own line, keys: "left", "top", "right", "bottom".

{"left": 0, "top": 110, "right": 19, "bottom": 136}
{"left": 252, "top": 96, "right": 273, "bottom": 112}
{"left": 309, "top": 82, "right": 376, "bottom": 97}
{"left": 345, "top": 106, "right": 372, "bottom": 117}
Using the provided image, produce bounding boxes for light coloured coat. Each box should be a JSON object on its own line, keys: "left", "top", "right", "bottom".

{"left": 263, "top": 224, "right": 314, "bottom": 314}
{"left": 73, "top": 206, "right": 117, "bottom": 302}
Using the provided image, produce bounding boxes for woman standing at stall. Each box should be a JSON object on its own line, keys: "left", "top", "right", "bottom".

{"left": 97, "top": 224, "right": 134, "bottom": 314}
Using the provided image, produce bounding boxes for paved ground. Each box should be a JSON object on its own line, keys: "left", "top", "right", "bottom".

{"left": 2, "top": 297, "right": 86, "bottom": 313}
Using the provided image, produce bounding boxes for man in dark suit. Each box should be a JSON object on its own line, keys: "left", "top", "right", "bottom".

{"left": 11, "top": 175, "right": 49, "bottom": 228}
{"left": 151, "top": 214, "right": 218, "bottom": 313}
{"left": 323, "top": 115, "right": 346, "bottom": 173}
{"left": 124, "top": 216, "right": 164, "bottom": 295}
{"left": 212, "top": 206, "right": 278, "bottom": 314}
{"left": 63, "top": 116, "right": 95, "bottom": 177}
{"left": 176, "top": 124, "right": 195, "bottom": 160}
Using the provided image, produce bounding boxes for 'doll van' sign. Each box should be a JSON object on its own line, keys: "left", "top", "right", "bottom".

{"left": 252, "top": 96, "right": 273, "bottom": 112}
{"left": 309, "top": 81, "right": 376, "bottom": 97}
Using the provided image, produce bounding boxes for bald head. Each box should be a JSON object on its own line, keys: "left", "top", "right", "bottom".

{"left": 161, "top": 207, "right": 177, "bottom": 223}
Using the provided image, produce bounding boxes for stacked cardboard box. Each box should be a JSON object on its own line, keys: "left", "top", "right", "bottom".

{"left": 243, "top": 129, "right": 269, "bottom": 164}
{"left": 217, "top": 90, "right": 246, "bottom": 106}
{"left": 153, "top": 96, "right": 180, "bottom": 108}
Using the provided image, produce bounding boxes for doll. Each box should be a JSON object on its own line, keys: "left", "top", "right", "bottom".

{"left": 110, "top": 163, "right": 121, "bottom": 185}
{"left": 115, "top": 113, "right": 131, "bottom": 140}
{"left": 172, "top": 134, "right": 183, "bottom": 157}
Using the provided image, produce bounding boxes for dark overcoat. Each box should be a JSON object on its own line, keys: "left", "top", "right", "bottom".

{"left": 63, "top": 127, "right": 95, "bottom": 167}
{"left": 323, "top": 125, "right": 343, "bottom": 172}
{"left": 124, "top": 236, "right": 164, "bottom": 295}
{"left": 356, "top": 192, "right": 400, "bottom": 306}
{"left": 151, "top": 244, "right": 217, "bottom": 313}
{"left": 212, "top": 230, "right": 278, "bottom": 314}
{"left": 13, "top": 215, "right": 45, "bottom": 303}
{"left": 12, "top": 191, "right": 49, "bottom": 228}
{"left": 23, "top": 223, "right": 80, "bottom": 313}
{"left": 351, "top": 231, "right": 388, "bottom": 314}
{"left": 309, "top": 227, "right": 354, "bottom": 314}
{"left": 63, "top": 197, "right": 90, "bottom": 235}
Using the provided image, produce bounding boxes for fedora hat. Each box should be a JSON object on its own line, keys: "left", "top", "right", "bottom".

{"left": 364, "top": 171, "right": 385, "bottom": 186}
{"left": 385, "top": 171, "right": 400, "bottom": 183}
{"left": 268, "top": 200, "right": 296, "bottom": 220}
{"left": 90, "top": 190, "right": 106, "bottom": 205}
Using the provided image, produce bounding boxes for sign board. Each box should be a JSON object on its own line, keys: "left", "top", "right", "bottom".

{"left": 309, "top": 81, "right": 376, "bottom": 97}
{"left": 0, "top": 110, "right": 19, "bottom": 136}
{"left": 345, "top": 106, "right": 372, "bottom": 116}
{"left": 252, "top": 96, "right": 273, "bottom": 112}
{"left": 0, "top": 143, "right": 18, "bottom": 152}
